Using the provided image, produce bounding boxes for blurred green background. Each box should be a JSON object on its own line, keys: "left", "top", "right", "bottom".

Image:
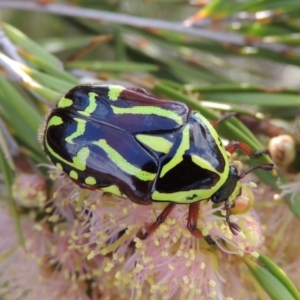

{"left": 1, "top": 1, "right": 300, "bottom": 299}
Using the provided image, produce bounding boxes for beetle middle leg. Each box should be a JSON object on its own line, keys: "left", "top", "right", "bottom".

{"left": 187, "top": 202, "right": 202, "bottom": 238}
{"left": 138, "top": 202, "right": 176, "bottom": 239}
{"left": 224, "top": 199, "right": 240, "bottom": 235}
{"left": 139, "top": 202, "right": 205, "bottom": 240}
{"left": 187, "top": 203, "right": 215, "bottom": 243}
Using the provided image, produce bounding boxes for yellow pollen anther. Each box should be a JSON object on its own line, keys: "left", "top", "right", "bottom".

{"left": 87, "top": 250, "right": 95, "bottom": 260}
{"left": 183, "top": 276, "right": 189, "bottom": 284}
{"left": 185, "top": 261, "right": 192, "bottom": 267}
{"left": 209, "top": 280, "right": 216, "bottom": 287}
{"left": 250, "top": 181, "right": 257, "bottom": 187}
{"left": 161, "top": 251, "right": 169, "bottom": 257}
{"left": 209, "top": 291, "right": 217, "bottom": 298}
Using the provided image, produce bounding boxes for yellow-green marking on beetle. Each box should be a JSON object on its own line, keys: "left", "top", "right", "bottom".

{"left": 160, "top": 125, "right": 190, "bottom": 178}
{"left": 152, "top": 188, "right": 215, "bottom": 204}
{"left": 44, "top": 137, "right": 89, "bottom": 172}
{"left": 194, "top": 112, "right": 229, "bottom": 168}
{"left": 191, "top": 155, "right": 219, "bottom": 174}
{"left": 70, "top": 170, "right": 78, "bottom": 180}
{"left": 136, "top": 134, "right": 173, "bottom": 154}
{"left": 111, "top": 105, "right": 183, "bottom": 125}
{"left": 93, "top": 139, "right": 156, "bottom": 181}
{"left": 108, "top": 85, "right": 125, "bottom": 101}
{"left": 78, "top": 92, "right": 98, "bottom": 116}
{"left": 65, "top": 118, "right": 87, "bottom": 144}
{"left": 72, "top": 147, "right": 90, "bottom": 171}
{"left": 58, "top": 97, "right": 73, "bottom": 108}
{"left": 46, "top": 116, "right": 63, "bottom": 128}
{"left": 102, "top": 185, "right": 123, "bottom": 196}
{"left": 228, "top": 181, "right": 242, "bottom": 205}
{"left": 85, "top": 176, "right": 96, "bottom": 185}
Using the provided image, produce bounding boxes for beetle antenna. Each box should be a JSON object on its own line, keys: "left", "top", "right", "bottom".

{"left": 238, "top": 163, "right": 275, "bottom": 179}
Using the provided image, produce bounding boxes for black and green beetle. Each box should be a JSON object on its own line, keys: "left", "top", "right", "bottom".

{"left": 42, "top": 84, "right": 273, "bottom": 239}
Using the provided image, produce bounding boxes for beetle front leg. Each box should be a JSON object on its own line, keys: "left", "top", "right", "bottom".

{"left": 224, "top": 199, "right": 240, "bottom": 235}
{"left": 187, "top": 202, "right": 202, "bottom": 238}
{"left": 138, "top": 203, "right": 176, "bottom": 239}
{"left": 225, "top": 141, "right": 269, "bottom": 158}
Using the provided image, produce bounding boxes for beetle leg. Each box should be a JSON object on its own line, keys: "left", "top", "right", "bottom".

{"left": 225, "top": 141, "right": 269, "bottom": 158}
{"left": 239, "top": 163, "right": 275, "bottom": 179}
{"left": 187, "top": 202, "right": 202, "bottom": 238}
{"left": 138, "top": 203, "right": 176, "bottom": 239}
{"left": 204, "top": 235, "right": 216, "bottom": 245}
{"left": 224, "top": 199, "right": 240, "bottom": 235}
{"left": 211, "top": 112, "right": 237, "bottom": 128}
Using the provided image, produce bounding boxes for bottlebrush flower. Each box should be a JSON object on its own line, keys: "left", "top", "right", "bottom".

{"left": 12, "top": 173, "right": 46, "bottom": 207}
{"left": 0, "top": 165, "right": 269, "bottom": 300}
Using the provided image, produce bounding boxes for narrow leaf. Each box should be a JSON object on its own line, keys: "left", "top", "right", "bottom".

{"left": 245, "top": 258, "right": 296, "bottom": 300}
{"left": 258, "top": 254, "right": 300, "bottom": 300}
{"left": 1, "top": 22, "right": 61, "bottom": 69}
{"left": 0, "top": 148, "right": 24, "bottom": 248}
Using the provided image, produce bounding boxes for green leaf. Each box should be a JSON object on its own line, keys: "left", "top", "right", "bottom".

{"left": 288, "top": 194, "right": 300, "bottom": 220}
{"left": 26, "top": 67, "right": 76, "bottom": 93}
{"left": 67, "top": 60, "right": 159, "bottom": 72}
{"left": 278, "top": 175, "right": 300, "bottom": 222}
{"left": 190, "top": 84, "right": 298, "bottom": 95}
{"left": 0, "top": 77, "right": 45, "bottom": 160}
{"left": 1, "top": 22, "right": 61, "bottom": 69}
{"left": 258, "top": 254, "right": 300, "bottom": 300}
{"left": 28, "top": 57, "right": 79, "bottom": 86}
{"left": 198, "top": 93, "right": 300, "bottom": 107}
{"left": 245, "top": 257, "right": 298, "bottom": 300}
{"left": 0, "top": 148, "right": 24, "bottom": 248}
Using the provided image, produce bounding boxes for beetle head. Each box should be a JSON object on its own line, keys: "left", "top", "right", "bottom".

{"left": 211, "top": 166, "right": 241, "bottom": 205}
{"left": 211, "top": 163, "right": 274, "bottom": 205}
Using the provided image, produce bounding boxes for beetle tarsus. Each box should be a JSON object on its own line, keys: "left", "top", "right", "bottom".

{"left": 137, "top": 230, "right": 149, "bottom": 240}
{"left": 251, "top": 148, "right": 270, "bottom": 159}
{"left": 224, "top": 199, "right": 241, "bottom": 235}
{"left": 204, "top": 235, "right": 216, "bottom": 245}
{"left": 188, "top": 227, "right": 202, "bottom": 238}
{"left": 228, "top": 222, "right": 241, "bottom": 235}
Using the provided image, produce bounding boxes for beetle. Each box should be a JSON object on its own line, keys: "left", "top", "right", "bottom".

{"left": 42, "top": 84, "right": 274, "bottom": 239}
